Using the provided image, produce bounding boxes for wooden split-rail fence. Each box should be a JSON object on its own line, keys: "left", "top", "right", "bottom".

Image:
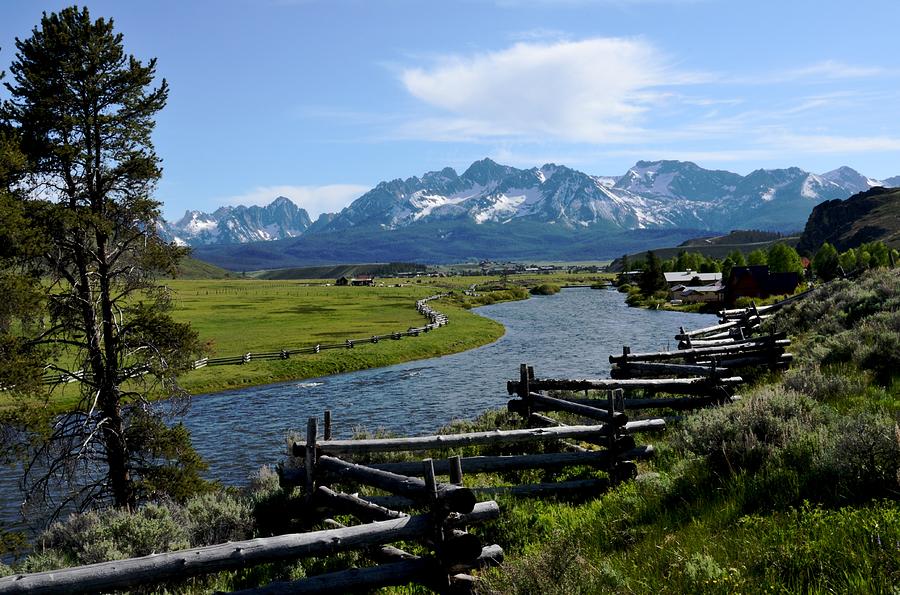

{"left": 24, "top": 293, "right": 451, "bottom": 390}
{"left": 0, "top": 300, "right": 804, "bottom": 593}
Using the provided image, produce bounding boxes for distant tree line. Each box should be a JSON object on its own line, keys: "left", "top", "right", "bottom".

{"left": 621, "top": 239, "right": 898, "bottom": 298}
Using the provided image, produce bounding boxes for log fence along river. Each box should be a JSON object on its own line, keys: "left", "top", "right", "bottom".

{"left": 0, "top": 287, "right": 716, "bottom": 529}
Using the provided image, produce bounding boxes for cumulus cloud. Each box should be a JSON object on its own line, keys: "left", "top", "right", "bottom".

{"left": 399, "top": 38, "right": 699, "bottom": 143}
{"left": 221, "top": 184, "right": 370, "bottom": 219}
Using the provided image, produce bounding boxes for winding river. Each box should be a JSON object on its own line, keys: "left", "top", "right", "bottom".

{"left": 1, "top": 287, "right": 716, "bottom": 531}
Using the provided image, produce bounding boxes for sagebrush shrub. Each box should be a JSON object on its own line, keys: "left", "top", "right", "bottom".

{"left": 185, "top": 492, "right": 253, "bottom": 546}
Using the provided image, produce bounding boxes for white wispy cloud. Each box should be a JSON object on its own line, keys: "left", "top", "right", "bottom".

{"left": 400, "top": 38, "right": 703, "bottom": 143}
{"left": 767, "top": 134, "right": 900, "bottom": 154}
{"left": 220, "top": 184, "right": 370, "bottom": 218}
{"left": 785, "top": 60, "right": 887, "bottom": 80}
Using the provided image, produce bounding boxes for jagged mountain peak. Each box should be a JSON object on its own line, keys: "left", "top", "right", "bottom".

{"left": 166, "top": 159, "right": 898, "bottom": 249}
{"left": 159, "top": 196, "right": 311, "bottom": 246}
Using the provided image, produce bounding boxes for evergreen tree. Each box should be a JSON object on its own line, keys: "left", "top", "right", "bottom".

{"left": 1, "top": 7, "right": 204, "bottom": 512}
{"left": 638, "top": 251, "right": 667, "bottom": 296}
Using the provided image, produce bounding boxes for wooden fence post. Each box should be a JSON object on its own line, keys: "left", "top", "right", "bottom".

{"left": 519, "top": 364, "right": 531, "bottom": 419}
{"left": 305, "top": 417, "right": 318, "bottom": 500}
{"left": 449, "top": 455, "right": 463, "bottom": 486}
{"left": 324, "top": 410, "right": 332, "bottom": 441}
{"left": 613, "top": 388, "right": 625, "bottom": 412}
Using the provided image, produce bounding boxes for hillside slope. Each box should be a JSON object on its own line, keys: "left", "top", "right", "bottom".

{"left": 796, "top": 186, "right": 900, "bottom": 254}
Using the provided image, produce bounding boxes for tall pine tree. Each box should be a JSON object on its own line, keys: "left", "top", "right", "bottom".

{"left": 1, "top": 7, "right": 204, "bottom": 512}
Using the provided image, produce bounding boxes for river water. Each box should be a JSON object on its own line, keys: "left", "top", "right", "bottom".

{"left": 1, "top": 287, "right": 716, "bottom": 530}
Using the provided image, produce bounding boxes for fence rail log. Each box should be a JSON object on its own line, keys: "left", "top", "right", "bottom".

{"left": 471, "top": 478, "right": 610, "bottom": 499}
{"left": 225, "top": 544, "right": 503, "bottom": 595}
{"left": 313, "top": 486, "right": 407, "bottom": 522}
{"left": 534, "top": 394, "right": 736, "bottom": 411}
{"left": 679, "top": 331, "right": 787, "bottom": 349}
{"left": 225, "top": 557, "right": 436, "bottom": 595}
{"left": 676, "top": 319, "right": 739, "bottom": 337}
{"left": 362, "top": 446, "right": 655, "bottom": 477}
{"left": 509, "top": 377, "right": 743, "bottom": 395}
{"left": 315, "top": 456, "right": 476, "bottom": 514}
{"left": 609, "top": 361, "right": 736, "bottom": 379}
{"left": 296, "top": 421, "right": 664, "bottom": 458}
{"left": 609, "top": 341, "right": 790, "bottom": 363}
{"left": 527, "top": 393, "right": 628, "bottom": 424}
{"left": 0, "top": 515, "right": 439, "bottom": 595}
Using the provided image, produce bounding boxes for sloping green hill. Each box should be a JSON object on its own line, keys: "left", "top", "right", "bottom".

{"left": 176, "top": 257, "right": 232, "bottom": 279}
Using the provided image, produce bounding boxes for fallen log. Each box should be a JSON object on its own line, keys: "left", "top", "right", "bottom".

{"left": 295, "top": 421, "right": 664, "bottom": 457}
{"left": 316, "top": 456, "right": 476, "bottom": 513}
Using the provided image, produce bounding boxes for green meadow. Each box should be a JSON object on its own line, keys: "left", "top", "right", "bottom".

{"left": 169, "top": 279, "right": 506, "bottom": 396}
{"left": 4, "top": 271, "right": 613, "bottom": 412}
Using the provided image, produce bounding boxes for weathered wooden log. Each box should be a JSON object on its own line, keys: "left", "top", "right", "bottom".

{"left": 364, "top": 446, "right": 655, "bottom": 477}
{"left": 610, "top": 361, "right": 735, "bottom": 379}
{"left": 0, "top": 515, "right": 439, "bottom": 595}
{"left": 678, "top": 331, "right": 787, "bottom": 349}
{"left": 525, "top": 413, "right": 590, "bottom": 452}
{"left": 296, "top": 421, "right": 664, "bottom": 457}
{"left": 675, "top": 319, "right": 739, "bottom": 338}
{"left": 472, "top": 478, "right": 610, "bottom": 498}
{"left": 528, "top": 392, "right": 628, "bottom": 424}
{"left": 608, "top": 341, "right": 789, "bottom": 363}
{"left": 225, "top": 557, "right": 436, "bottom": 595}
{"left": 225, "top": 544, "right": 504, "bottom": 595}
{"left": 696, "top": 352, "right": 793, "bottom": 369}
{"left": 510, "top": 377, "right": 743, "bottom": 395}
{"left": 530, "top": 394, "right": 736, "bottom": 411}
{"left": 316, "top": 455, "right": 476, "bottom": 513}
{"left": 322, "top": 519, "right": 417, "bottom": 563}
{"left": 448, "top": 544, "right": 504, "bottom": 573}
{"left": 313, "top": 486, "right": 407, "bottom": 522}
{"left": 446, "top": 500, "right": 501, "bottom": 526}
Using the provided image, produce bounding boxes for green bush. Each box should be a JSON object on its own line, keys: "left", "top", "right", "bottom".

{"left": 39, "top": 503, "right": 190, "bottom": 566}
{"left": 529, "top": 283, "right": 560, "bottom": 296}
{"left": 781, "top": 364, "right": 868, "bottom": 403}
{"left": 185, "top": 492, "right": 254, "bottom": 546}
{"left": 674, "top": 387, "right": 829, "bottom": 475}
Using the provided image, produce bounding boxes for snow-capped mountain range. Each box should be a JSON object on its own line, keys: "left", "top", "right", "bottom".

{"left": 161, "top": 160, "right": 900, "bottom": 246}
{"left": 159, "top": 196, "right": 311, "bottom": 245}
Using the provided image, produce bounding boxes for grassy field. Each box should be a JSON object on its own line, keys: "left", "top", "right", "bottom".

{"left": 169, "top": 279, "right": 506, "bottom": 396}
{"left": 170, "top": 272, "right": 611, "bottom": 395}
{"left": 2, "top": 271, "right": 612, "bottom": 411}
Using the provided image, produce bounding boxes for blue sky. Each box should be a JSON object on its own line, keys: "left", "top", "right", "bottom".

{"left": 2, "top": 0, "right": 900, "bottom": 221}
